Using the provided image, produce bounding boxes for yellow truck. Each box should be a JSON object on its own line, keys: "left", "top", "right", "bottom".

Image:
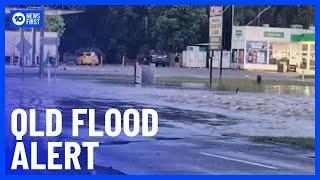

{"left": 76, "top": 51, "right": 99, "bottom": 65}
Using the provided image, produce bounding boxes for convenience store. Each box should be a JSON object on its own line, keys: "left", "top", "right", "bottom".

{"left": 231, "top": 25, "right": 315, "bottom": 74}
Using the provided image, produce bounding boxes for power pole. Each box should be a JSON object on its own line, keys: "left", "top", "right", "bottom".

{"left": 19, "top": 28, "right": 25, "bottom": 81}
{"left": 31, "top": 28, "right": 36, "bottom": 66}
{"left": 39, "top": 6, "right": 45, "bottom": 78}
{"left": 209, "top": 51, "right": 213, "bottom": 85}
{"left": 220, "top": 6, "right": 233, "bottom": 82}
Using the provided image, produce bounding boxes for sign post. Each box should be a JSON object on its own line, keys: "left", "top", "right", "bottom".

{"left": 39, "top": 5, "right": 45, "bottom": 78}
{"left": 16, "top": 37, "right": 32, "bottom": 57}
{"left": 9, "top": 7, "right": 45, "bottom": 78}
{"left": 16, "top": 33, "right": 33, "bottom": 82}
{"left": 209, "top": 6, "right": 223, "bottom": 86}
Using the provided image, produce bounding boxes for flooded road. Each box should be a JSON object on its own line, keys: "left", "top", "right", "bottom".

{"left": 5, "top": 73, "right": 315, "bottom": 175}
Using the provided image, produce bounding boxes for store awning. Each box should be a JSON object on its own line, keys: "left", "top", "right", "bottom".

{"left": 291, "top": 33, "right": 315, "bottom": 43}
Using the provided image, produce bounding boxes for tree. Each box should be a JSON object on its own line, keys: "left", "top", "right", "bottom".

{"left": 59, "top": 5, "right": 314, "bottom": 64}
{"left": 150, "top": 6, "right": 207, "bottom": 52}
{"left": 44, "top": 15, "right": 66, "bottom": 36}
{"left": 61, "top": 6, "right": 150, "bottom": 62}
{"left": 234, "top": 6, "right": 314, "bottom": 28}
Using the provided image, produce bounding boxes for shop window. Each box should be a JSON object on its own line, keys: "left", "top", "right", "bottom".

{"left": 238, "top": 49, "right": 244, "bottom": 64}
{"left": 232, "top": 50, "right": 237, "bottom": 63}
{"left": 302, "top": 44, "right": 308, "bottom": 51}
{"left": 310, "top": 44, "right": 315, "bottom": 52}
{"left": 301, "top": 44, "right": 308, "bottom": 69}
{"left": 310, "top": 44, "right": 315, "bottom": 70}
{"left": 289, "top": 44, "right": 301, "bottom": 67}
{"left": 269, "top": 43, "right": 276, "bottom": 64}
{"left": 232, "top": 49, "right": 244, "bottom": 64}
{"left": 246, "top": 41, "right": 267, "bottom": 64}
{"left": 269, "top": 43, "right": 289, "bottom": 64}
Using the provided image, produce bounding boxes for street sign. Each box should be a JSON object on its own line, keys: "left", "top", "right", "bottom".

{"left": 263, "top": 31, "right": 285, "bottom": 38}
{"left": 209, "top": 6, "right": 223, "bottom": 17}
{"left": 209, "top": 16, "right": 223, "bottom": 37}
{"left": 235, "top": 29, "right": 242, "bottom": 37}
{"left": 16, "top": 37, "right": 32, "bottom": 56}
{"left": 42, "top": 37, "right": 60, "bottom": 45}
{"left": 135, "top": 63, "right": 142, "bottom": 84}
{"left": 209, "top": 36, "right": 221, "bottom": 50}
{"left": 209, "top": 6, "right": 223, "bottom": 50}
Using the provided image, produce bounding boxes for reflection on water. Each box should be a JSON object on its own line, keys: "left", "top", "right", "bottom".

{"left": 181, "top": 82, "right": 207, "bottom": 89}
{"left": 263, "top": 85, "right": 314, "bottom": 96}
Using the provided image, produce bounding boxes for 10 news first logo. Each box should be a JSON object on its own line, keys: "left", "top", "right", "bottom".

{"left": 10, "top": 10, "right": 44, "bottom": 28}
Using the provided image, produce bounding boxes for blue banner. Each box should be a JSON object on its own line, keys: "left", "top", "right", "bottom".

{"left": 10, "top": 10, "right": 44, "bottom": 28}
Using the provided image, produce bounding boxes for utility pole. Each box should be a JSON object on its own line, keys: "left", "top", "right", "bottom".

{"left": 39, "top": 5, "right": 45, "bottom": 78}
{"left": 209, "top": 51, "right": 213, "bottom": 85}
{"left": 219, "top": 13, "right": 224, "bottom": 83}
{"left": 31, "top": 28, "right": 36, "bottom": 66}
{"left": 19, "top": 28, "right": 25, "bottom": 81}
{"left": 145, "top": 6, "right": 151, "bottom": 51}
{"left": 220, "top": 6, "right": 233, "bottom": 83}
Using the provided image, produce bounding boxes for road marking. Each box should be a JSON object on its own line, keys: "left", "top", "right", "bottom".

{"left": 200, "top": 152, "right": 278, "bottom": 170}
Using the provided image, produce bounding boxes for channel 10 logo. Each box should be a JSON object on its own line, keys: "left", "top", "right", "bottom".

{"left": 10, "top": 10, "right": 44, "bottom": 28}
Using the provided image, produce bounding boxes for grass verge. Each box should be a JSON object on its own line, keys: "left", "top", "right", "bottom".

{"left": 249, "top": 136, "right": 314, "bottom": 150}
{"left": 158, "top": 76, "right": 314, "bottom": 86}
{"left": 157, "top": 77, "right": 314, "bottom": 92}
{"left": 58, "top": 74, "right": 314, "bottom": 93}
{"left": 57, "top": 73, "right": 133, "bottom": 84}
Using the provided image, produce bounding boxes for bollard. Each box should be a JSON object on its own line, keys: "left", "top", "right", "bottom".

{"left": 122, "top": 56, "right": 125, "bottom": 67}
{"left": 257, "top": 75, "right": 262, "bottom": 84}
{"left": 134, "top": 62, "right": 137, "bottom": 83}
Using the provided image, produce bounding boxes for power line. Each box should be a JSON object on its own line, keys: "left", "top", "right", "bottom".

{"left": 246, "top": 6, "right": 272, "bottom": 26}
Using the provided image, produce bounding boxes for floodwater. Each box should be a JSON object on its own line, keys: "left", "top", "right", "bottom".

{"left": 263, "top": 84, "right": 314, "bottom": 96}
{"left": 5, "top": 75, "right": 315, "bottom": 175}
{"left": 156, "top": 82, "right": 314, "bottom": 96}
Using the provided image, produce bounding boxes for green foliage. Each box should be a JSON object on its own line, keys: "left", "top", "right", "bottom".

{"left": 150, "top": 6, "right": 207, "bottom": 51}
{"left": 60, "top": 5, "right": 314, "bottom": 63}
{"left": 234, "top": 6, "right": 314, "bottom": 27}
{"left": 44, "top": 15, "right": 66, "bottom": 36}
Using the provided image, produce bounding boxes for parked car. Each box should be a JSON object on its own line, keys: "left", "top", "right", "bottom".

{"left": 76, "top": 51, "right": 99, "bottom": 65}
{"left": 149, "top": 50, "right": 168, "bottom": 67}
